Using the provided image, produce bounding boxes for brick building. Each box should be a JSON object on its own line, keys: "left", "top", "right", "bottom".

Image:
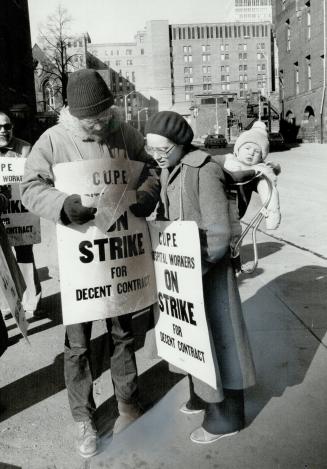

{"left": 88, "top": 19, "right": 277, "bottom": 137}
{"left": 273, "top": 0, "right": 327, "bottom": 142}
{"left": 0, "top": 0, "right": 35, "bottom": 140}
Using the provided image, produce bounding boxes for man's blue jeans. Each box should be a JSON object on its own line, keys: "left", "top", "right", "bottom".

{"left": 64, "top": 314, "right": 138, "bottom": 422}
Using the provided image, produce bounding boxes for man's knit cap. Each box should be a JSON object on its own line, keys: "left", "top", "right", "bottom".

{"left": 234, "top": 120, "right": 269, "bottom": 160}
{"left": 67, "top": 69, "right": 114, "bottom": 118}
{"left": 145, "top": 111, "right": 194, "bottom": 145}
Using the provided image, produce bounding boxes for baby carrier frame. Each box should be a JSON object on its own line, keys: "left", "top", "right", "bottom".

{"left": 225, "top": 169, "right": 273, "bottom": 274}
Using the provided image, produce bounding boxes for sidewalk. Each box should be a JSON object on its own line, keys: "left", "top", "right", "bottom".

{"left": 0, "top": 143, "right": 326, "bottom": 468}
{"left": 91, "top": 229, "right": 327, "bottom": 469}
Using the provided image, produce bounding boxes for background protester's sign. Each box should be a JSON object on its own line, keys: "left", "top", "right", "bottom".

{"left": 54, "top": 159, "right": 157, "bottom": 325}
{"left": 149, "top": 221, "right": 218, "bottom": 389}
{"left": 0, "top": 232, "right": 28, "bottom": 342}
{"left": 0, "top": 157, "right": 41, "bottom": 246}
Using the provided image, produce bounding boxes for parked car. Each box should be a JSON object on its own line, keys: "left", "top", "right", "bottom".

{"left": 269, "top": 132, "right": 286, "bottom": 151}
{"left": 191, "top": 135, "right": 207, "bottom": 147}
{"left": 204, "top": 134, "right": 228, "bottom": 148}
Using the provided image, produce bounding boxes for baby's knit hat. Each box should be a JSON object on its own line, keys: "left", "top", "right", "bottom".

{"left": 67, "top": 69, "right": 114, "bottom": 118}
{"left": 234, "top": 121, "right": 269, "bottom": 160}
{"left": 145, "top": 111, "right": 194, "bottom": 145}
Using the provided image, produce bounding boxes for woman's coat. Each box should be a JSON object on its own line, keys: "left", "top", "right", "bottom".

{"left": 155, "top": 148, "right": 256, "bottom": 403}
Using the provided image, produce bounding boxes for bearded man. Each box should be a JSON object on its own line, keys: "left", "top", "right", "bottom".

{"left": 21, "top": 69, "right": 159, "bottom": 458}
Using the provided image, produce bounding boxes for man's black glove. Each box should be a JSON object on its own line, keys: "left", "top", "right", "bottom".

{"left": 129, "top": 191, "right": 156, "bottom": 218}
{"left": 61, "top": 194, "right": 96, "bottom": 225}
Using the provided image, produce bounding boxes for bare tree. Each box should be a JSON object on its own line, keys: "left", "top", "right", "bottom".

{"left": 37, "top": 4, "right": 81, "bottom": 106}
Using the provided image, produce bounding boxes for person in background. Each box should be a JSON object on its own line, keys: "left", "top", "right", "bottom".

{"left": 0, "top": 111, "right": 41, "bottom": 318}
{"left": 144, "top": 111, "right": 256, "bottom": 444}
{"left": 21, "top": 69, "right": 159, "bottom": 458}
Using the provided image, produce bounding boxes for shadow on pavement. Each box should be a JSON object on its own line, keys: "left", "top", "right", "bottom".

{"left": 244, "top": 264, "right": 327, "bottom": 425}
{"left": 0, "top": 464, "right": 22, "bottom": 469}
{"left": 0, "top": 310, "right": 180, "bottom": 425}
{"left": 7, "top": 292, "right": 62, "bottom": 346}
{"left": 241, "top": 241, "right": 284, "bottom": 264}
{"left": 94, "top": 360, "right": 183, "bottom": 445}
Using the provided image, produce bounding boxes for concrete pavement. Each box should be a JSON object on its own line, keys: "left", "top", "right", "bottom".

{"left": 0, "top": 143, "right": 326, "bottom": 469}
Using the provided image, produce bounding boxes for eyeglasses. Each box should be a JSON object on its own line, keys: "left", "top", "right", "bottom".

{"left": 0, "top": 124, "right": 13, "bottom": 131}
{"left": 145, "top": 143, "right": 175, "bottom": 157}
{"left": 80, "top": 111, "right": 112, "bottom": 129}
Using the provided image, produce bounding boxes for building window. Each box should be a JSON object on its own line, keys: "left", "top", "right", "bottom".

{"left": 127, "top": 59, "right": 133, "bottom": 66}
{"left": 184, "top": 55, "right": 192, "bottom": 63}
{"left": 306, "top": 56, "right": 311, "bottom": 90}
{"left": 132, "top": 72, "right": 135, "bottom": 82}
{"left": 185, "top": 76, "right": 193, "bottom": 84}
{"left": 184, "top": 67, "right": 193, "bottom": 74}
{"left": 202, "top": 45, "right": 210, "bottom": 53}
{"left": 203, "top": 76, "right": 211, "bottom": 83}
{"left": 286, "top": 20, "right": 291, "bottom": 51}
{"left": 222, "top": 83, "right": 230, "bottom": 91}
{"left": 221, "top": 54, "right": 229, "bottom": 61}
{"left": 183, "top": 45, "right": 192, "bottom": 54}
{"left": 238, "top": 43, "right": 247, "bottom": 51}
{"left": 126, "top": 49, "right": 132, "bottom": 55}
{"left": 239, "top": 52, "right": 247, "bottom": 60}
{"left": 185, "top": 93, "right": 190, "bottom": 101}
{"left": 185, "top": 85, "right": 194, "bottom": 92}
{"left": 43, "top": 81, "right": 55, "bottom": 110}
{"left": 294, "top": 62, "right": 299, "bottom": 94}
{"left": 221, "top": 65, "right": 230, "bottom": 73}
{"left": 202, "top": 54, "right": 211, "bottom": 62}
{"left": 116, "top": 60, "right": 121, "bottom": 66}
{"left": 202, "top": 66, "right": 211, "bottom": 74}
{"left": 203, "top": 84, "right": 212, "bottom": 92}
{"left": 306, "top": 2, "right": 311, "bottom": 40}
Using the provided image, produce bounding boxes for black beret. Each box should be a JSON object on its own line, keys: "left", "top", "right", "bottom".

{"left": 145, "top": 111, "right": 194, "bottom": 145}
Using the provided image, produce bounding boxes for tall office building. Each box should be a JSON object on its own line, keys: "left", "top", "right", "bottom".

{"left": 234, "top": 0, "right": 272, "bottom": 23}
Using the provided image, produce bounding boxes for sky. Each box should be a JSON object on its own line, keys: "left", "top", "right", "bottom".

{"left": 28, "top": 0, "right": 234, "bottom": 45}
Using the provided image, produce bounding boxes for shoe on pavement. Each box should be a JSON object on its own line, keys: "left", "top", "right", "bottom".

{"left": 179, "top": 401, "right": 205, "bottom": 415}
{"left": 113, "top": 401, "right": 143, "bottom": 434}
{"left": 77, "top": 420, "right": 97, "bottom": 458}
{"left": 190, "top": 426, "right": 239, "bottom": 445}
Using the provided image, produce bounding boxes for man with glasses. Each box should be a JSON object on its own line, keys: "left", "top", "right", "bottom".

{"left": 21, "top": 69, "right": 159, "bottom": 458}
{"left": 0, "top": 111, "right": 42, "bottom": 318}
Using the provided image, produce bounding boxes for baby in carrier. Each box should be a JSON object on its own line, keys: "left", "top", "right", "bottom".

{"left": 223, "top": 121, "right": 281, "bottom": 273}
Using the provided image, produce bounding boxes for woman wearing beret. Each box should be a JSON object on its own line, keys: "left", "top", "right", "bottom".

{"left": 144, "top": 111, "right": 256, "bottom": 444}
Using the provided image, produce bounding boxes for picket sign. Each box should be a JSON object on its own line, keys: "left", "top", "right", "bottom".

{"left": 0, "top": 223, "right": 28, "bottom": 343}
{"left": 0, "top": 157, "right": 41, "bottom": 246}
{"left": 148, "top": 220, "right": 218, "bottom": 389}
{"left": 53, "top": 158, "right": 157, "bottom": 326}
